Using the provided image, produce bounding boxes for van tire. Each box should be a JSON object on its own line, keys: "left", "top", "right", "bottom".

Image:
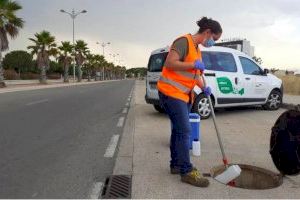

{"left": 154, "top": 105, "right": 165, "bottom": 113}
{"left": 263, "top": 90, "right": 282, "bottom": 110}
{"left": 192, "top": 94, "right": 214, "bottom": 120}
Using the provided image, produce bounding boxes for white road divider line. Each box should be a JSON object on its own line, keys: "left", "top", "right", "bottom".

{"left": 125, "top": 102, "right": 129, "bottom": 106}
{"left": 89, "top": 182, "right": 104, "bottom": 199}
{"left": 26, "top": 99, "right": 49, "bottom": 106}
{"left": 31, "top": 192, "right": 38, "bottom": 198}
{"left": 117, "top": 117, "right": 125, "bottom": 127}
{"left": 122, "top": 108, "right": 128, "bottom": 114}
{"left": 127, "top": 97, "right": 131, "bottom": 101}
{"left": 104, "top": 134, "right": 120, "bottom": 158}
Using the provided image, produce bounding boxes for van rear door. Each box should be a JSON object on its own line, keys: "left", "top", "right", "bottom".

{"left": 146, "top": 52, "right": 168, "bottom": 104}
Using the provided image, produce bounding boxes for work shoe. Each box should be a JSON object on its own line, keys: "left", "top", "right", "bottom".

{"left": 181, "top": 168, "right": 210, "bottom": 187}
{"left": 170, "top": 167, "right": 196, "bottom": 175}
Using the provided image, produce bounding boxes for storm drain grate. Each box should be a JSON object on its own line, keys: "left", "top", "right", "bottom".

{"left": 101, "top": 175, "right": 132, "bottom": 199}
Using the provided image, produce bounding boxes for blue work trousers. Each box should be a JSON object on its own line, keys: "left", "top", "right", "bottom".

{"left": 159, "top": 91, "right": 193, "bottom": 175}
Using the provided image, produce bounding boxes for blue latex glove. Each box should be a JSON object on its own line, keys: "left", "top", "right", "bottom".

{"left": 194, "top": 60, "right": 205, "bottom": 71}
{"left": 203, "top": 86, "right": 211, "bottom": 96}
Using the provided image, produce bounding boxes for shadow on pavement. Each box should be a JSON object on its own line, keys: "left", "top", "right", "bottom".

{"left": 146, "top": 105, "right": 274, "bottom": 118}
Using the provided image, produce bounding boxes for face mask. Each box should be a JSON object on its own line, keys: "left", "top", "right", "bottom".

{"left": 204, "top": 38, "right": 215, "bottom": 47}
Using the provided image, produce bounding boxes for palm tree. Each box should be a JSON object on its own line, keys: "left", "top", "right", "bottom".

{"left": 27, "top": 31, "right": 57, "bottom": 84}
{"left": 74, "top": 40, "right": 88, "bottom": 82}
{"left": 106, "top": 62, "right": 114, "bottom": 80}
{"left": 121, "top": 66, "right": 126, "bottom": 79}
{"left": 85, "top": 53, "right": 96, "bottom": 82}
{"left": 116, "top": 66, "right": 123, "bottom": 79}
{"left": 58, "top": 41, "right": 73, "bottom": 82}
{"left": 93, "top": 54, "right": 106, "bottom": 80}
{"left": 0, "top": 0, "right": 24, "bottom": 87}
{"left": 102, "top": 60, "right": 108, "bottom": 80}
{"left": 113, "top": 65, "right": 119, "bottom": 80}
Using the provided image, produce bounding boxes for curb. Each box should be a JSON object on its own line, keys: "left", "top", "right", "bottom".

{"left": 112, "top": 82, "right": 135, "bottom": 175}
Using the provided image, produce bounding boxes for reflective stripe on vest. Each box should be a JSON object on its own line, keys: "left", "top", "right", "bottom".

{"left": 159, "top": 76, "right": 191, "bottom": 94}
{"left": 195, "top": 74, "right": 201, "bottom": 80}
{"left": 157, "top": 34, "right": 202, "bottom": 102}
{"left": 173, "top": 70, "right": 197, "bottom": 79}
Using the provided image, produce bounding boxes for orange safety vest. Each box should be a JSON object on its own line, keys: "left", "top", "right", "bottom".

{"left": 157, "top": 34, "right": 202, "bottom": 103}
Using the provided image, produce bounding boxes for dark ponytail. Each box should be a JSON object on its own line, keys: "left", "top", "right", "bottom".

{"left": 197, "top": 17, "right": 222, "bottom": 34}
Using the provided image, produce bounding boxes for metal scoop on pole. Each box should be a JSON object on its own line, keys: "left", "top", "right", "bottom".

{"left": 201, "top": 73, "right": 241, "bottom": 185}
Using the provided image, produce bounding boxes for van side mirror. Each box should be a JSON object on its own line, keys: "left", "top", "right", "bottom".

{"left": 263, "top": 69, "right": 269, "bottom": 75}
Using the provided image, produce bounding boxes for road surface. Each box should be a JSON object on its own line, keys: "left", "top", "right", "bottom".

{"left": 0, "top": 80, "right": 134, "bottom": 198}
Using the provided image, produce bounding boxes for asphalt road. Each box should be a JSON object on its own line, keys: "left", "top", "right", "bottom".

{"left": 0, "top": 80, "right": 135, "bottom": 198}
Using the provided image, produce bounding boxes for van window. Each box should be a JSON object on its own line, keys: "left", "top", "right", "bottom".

{"left": 239, "top": 57, "right": 263, "bottom": 75}
{"left": 202, "top": 52, "right": 237, "bottom": 72}
{"left": 147, "top": 52, "right": 168, "bottom": 72}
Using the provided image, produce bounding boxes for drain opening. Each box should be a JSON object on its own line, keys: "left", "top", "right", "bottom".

{"left": 211, "top": 164, "right": 283, "bottom": 190}
{"left": 101, "top": 175, "right": 132, "bottom": 199}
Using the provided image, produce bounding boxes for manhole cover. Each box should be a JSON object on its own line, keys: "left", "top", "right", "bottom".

{"left": 102, "top": 175, "right": 132, "bottom": 199}
{"left": 211, "top": 164, "right": 283, "bottom": 190}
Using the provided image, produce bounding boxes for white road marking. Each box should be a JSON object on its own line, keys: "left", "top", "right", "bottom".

{"left": 125, "top": 102, "right": 129, "bottom": 106}
{"left": 31, "top": 192, "right": 38, "bottom": 198}
{"left": 122, "top": 108, "right": 128, "bottom": 114}
{"left": 89, "top": 182, "right": 104, "bottom": 199}
{"left": 26, "top": 99, "right": 49, "bottom": 106}
{"left": 117, "top": 117, "right": 125, "bottom": 127}
{"left": 127, "top": 97, "right": 131, "bottom": 101}
{"left": 104, "top": 134, "right": 120, "bottom": 158}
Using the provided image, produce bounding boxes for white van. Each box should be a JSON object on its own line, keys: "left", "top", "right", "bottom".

{"left": 145, "top": 46, "right": 283, "bottom": 119}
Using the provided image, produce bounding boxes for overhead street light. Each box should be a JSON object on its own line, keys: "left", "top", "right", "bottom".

{"left": 109, "top": 53, "right": 119, "bottom": 64}
{"left": 60, "top": 8, "right": 87, "bottom": 82}
{"left": 96, "top": 42, "right": 110, "bottom": 57}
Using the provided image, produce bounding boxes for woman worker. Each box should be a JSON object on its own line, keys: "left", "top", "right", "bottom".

{"left": 157, "top": 17, "right": 222, "bottom": 187}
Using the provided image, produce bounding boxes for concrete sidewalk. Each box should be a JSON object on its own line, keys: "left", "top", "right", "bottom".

{"left": 0, "top": 79, "right": 118, "bottom": 94}
{"left": 4, "top": 79, "right": 63, "bottom": 86}
{"left": 127, "top": 81, "right": 300, "bottom": 199}
{"left": 283, "top": 94, "right": 300, "bottom": 106}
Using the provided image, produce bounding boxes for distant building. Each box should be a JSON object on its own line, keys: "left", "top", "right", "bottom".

{"left": 215, "top": 38, "right": 255, "bottom": 57}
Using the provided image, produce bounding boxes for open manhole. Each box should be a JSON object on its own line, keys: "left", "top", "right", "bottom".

{"left": 211, "top": 164, "right": 283, "bottom": 189}
{"left": 210, "top": 108, "right": 300, "bottom": 190}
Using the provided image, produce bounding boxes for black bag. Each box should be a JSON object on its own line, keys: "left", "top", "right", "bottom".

{"left": 270, "top": 108, "right": 300, "bottom": 175}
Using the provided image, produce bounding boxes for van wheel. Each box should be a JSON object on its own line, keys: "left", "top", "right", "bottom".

{"left": 154, "top": 105, "right": 165, "bottom": 113}
{"left": 192, "top": 94, "right": 214, "bottom": 120}
{"left": 263, "top": 90, "right": 282, "bottom": 110}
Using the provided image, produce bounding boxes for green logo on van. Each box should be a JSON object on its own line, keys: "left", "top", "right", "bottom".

{"left": 217, "top": 77, "right": 244, "bottom": 95}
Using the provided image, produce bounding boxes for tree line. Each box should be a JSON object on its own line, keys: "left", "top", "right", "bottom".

{"left": 126, "top": 68, "right": 147, "bottom": 78}
{"left": 0, "top": 0, "right": 126, "bottom": 87}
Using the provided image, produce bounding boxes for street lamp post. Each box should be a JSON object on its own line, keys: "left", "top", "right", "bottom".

{"left": 96, "top": 42, "right": 110, "bottom": 81}
{"left": 118, "top": 59, "right": 124, "bottom": 65}
{"left": 96, "top": 42, "right": 110, "bottom": 57}
{"left": 109, "top": 53, "right": 119, "bottom": 64}
{"left": 60, "top": 8, "right": 87, "bottom": 82}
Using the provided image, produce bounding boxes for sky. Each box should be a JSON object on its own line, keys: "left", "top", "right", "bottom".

{"left": 7, "top": 0, "right": 300, "bottom": 70}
